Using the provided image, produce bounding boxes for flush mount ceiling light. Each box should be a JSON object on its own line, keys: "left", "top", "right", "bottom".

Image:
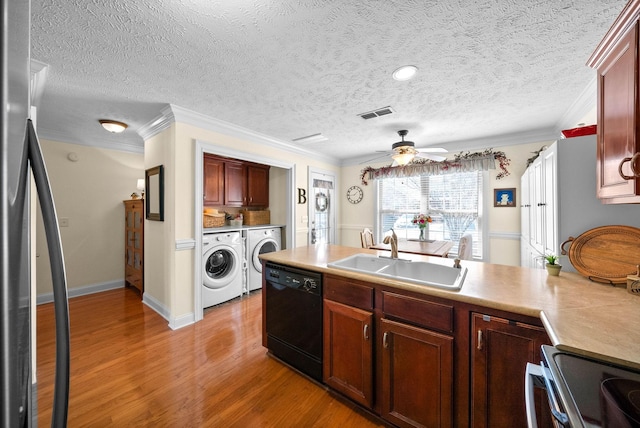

{"left": 392, "top": 65, "right": 418, "bottom": 81}
{"left": 99, "top": 119, "right": 128, "bottom": 133}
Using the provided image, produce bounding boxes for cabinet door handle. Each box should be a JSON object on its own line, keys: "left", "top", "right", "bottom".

{"left": 383, "top": 332, "right": 389, "bottom": 349}
{"left": 618, "top": 153, "right": 640, "bottom": 180}
{"left": 363, "top": 324, "right": 369, "bottom": 341}
{"left": 477, "top": 330, "right": 483, "bottom": 350}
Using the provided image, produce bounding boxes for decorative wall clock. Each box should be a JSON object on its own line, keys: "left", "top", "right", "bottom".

{"left": 347, "top": 185, "right": 363, "bottom": 204}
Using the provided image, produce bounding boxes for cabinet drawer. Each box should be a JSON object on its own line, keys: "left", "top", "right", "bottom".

{"left": 324, "top": 275, "right": 373, "bottom": 310}
{"left": 382, "top": 291, "right": 453, "bottom": 333}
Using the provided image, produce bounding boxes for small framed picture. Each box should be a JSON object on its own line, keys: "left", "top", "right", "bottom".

{"left": 494, "top": 188, "right": 516, "bottom": 207}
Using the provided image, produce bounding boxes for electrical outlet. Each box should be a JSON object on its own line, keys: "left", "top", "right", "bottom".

{"left": 59, "top": 217, "right": 69, "bottom": 227}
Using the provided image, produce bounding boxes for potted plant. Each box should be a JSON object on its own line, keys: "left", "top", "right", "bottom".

{"left": 543, "top": 254, "right": 562, "bottom": 276}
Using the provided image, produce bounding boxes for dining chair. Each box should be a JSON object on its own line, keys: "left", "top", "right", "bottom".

{"left": 457, "top": 233, "right": 473, "bottom": 260}
{"left": 360, "top": 228, "right": 375, "bottom": 249}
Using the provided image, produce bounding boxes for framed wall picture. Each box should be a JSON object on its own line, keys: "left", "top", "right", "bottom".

{"left": 145, "top": 165, "right": 164, "bottom": 221}
{"left": 494, "top": 188, "right": 516, "bottom": 207}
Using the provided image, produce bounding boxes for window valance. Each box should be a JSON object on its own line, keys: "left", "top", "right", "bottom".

{"left": 360, "top": 149, "right": 511, "bottom": 185}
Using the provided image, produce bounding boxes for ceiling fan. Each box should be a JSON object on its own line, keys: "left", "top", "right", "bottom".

{"left": 363, "top": 130, "right": 448, "bottom": 166}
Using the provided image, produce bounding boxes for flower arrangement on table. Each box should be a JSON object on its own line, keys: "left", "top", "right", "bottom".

{"left": 412, "top": 214, "right": 432, "bottom": 240}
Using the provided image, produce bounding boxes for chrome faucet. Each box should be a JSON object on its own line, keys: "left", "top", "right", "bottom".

{"left": 383, "top": 228, "right": 399, "bottom": 259}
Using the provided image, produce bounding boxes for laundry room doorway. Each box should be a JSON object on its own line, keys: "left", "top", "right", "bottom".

{"left": 308, "top": 168, "right": 336, "bottom": 245}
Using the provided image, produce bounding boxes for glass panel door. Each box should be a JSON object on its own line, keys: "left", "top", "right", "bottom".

{"left": 308, "top": 169, "right": 336, "bottom": 245}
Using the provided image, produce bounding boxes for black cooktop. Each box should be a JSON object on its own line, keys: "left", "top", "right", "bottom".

{"left": 543, "top": 346, "right": 640, "bottom": 427}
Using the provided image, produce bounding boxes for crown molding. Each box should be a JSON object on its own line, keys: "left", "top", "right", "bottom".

{"left": 139, "top": 104, "right": 340, "bottom": 166}
{"left": 30, "top": 59, "right": 49, "bottom": 110}
{"left": 137, "top": 105, "right": 175, "bottom": 141}
{"left": 554, "top": 76, "right": 597, "bottom": 132}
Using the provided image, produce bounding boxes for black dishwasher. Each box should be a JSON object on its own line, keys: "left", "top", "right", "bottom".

{"left": 265, "top": 262, "right": 322, "bottom": 381}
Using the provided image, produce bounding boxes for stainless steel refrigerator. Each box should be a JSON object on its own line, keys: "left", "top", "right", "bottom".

{"left": 1, "top": 0, "right": 70, "bottom": 426}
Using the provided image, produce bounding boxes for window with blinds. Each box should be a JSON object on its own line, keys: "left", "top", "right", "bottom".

{"left": 377, "top": 171, "right": 482, "bottom": 258}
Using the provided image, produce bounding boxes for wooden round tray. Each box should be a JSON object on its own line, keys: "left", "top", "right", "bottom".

{"left": 561, "top": 225, "right": 640, "bottom": 284}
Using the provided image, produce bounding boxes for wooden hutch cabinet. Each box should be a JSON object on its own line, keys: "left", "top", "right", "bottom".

{"left": 588, "top": 0, "right": 640, "bottom": 203}
{"left": 123, "top": 199, "right": 144, "bottom": 295}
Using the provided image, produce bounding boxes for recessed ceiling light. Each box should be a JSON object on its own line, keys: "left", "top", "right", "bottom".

{"left": 392, "top": 65, "right": 418, "bottom": 81}
{"left": 99, "top": 119, "right": 128, "bottom": 133}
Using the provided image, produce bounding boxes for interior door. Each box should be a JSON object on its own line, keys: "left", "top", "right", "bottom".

{"left": 308, "top": 169, "right": 336, "bottom": 245}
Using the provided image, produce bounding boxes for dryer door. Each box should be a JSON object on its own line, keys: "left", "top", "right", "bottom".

{"left": 252, "top": 238, "right": 279, "bottom": 273}
{"left": 204, "top": 245, "right": 240, "bottom": 289}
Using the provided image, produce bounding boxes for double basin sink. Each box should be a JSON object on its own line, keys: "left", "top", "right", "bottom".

{"left": 327, "top": 254, "right": 467, "bottom": 291}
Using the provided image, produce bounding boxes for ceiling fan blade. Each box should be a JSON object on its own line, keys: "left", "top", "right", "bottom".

{"left": 417, "top": 147, "right": 448, "bottom": 153}
{"left": 359, "top": 153, "right": 391, "bottom": 164}
{"left": 416, "top": 153, "right": 447, "bottom": 161}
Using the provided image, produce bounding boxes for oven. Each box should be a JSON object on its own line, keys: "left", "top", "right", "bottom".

{"left": 264, "top": 262, "right": 322, "bottom": 382}
{"left": 526, "top": 345, "right": 640, "bottom": 427}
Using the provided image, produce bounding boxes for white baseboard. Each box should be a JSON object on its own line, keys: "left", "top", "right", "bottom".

{"left": 142, "top": 293, "right": 170, "bottom": 322}
{"left": 141, "top": 293, "right": 193, "bottom": 330}
{"left": 169, "top": 312, "right": 195, "bottom": 330}
{"left": 36, "top": 280, "right": 124, "bottom": 305}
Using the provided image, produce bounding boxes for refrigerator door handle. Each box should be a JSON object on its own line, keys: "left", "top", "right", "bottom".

{"left": 27, "top": 119, "right": 70, "bottom": 427}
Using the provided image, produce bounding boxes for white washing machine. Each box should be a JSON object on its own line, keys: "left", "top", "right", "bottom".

{"left": 247, "top": 227, "right": 281, "bottom": 292}
{"left": 202, "top": 231, "right": 243, "bottom": 308}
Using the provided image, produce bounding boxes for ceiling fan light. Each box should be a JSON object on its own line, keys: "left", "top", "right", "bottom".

{"left": 99, "top": 119, "right": 128, "bottom": 133}
{"left": 392, "top": 65, "right": 418, "bottom": 81}
{"left": 392, "top": 152, "right": 415, "bottom": 166}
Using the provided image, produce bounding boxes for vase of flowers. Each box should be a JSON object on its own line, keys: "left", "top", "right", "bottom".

{"left": 412, "top": 213, "right": 432, "bottom": 241}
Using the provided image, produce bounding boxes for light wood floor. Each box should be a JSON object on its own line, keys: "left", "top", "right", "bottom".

{"left": 36, "top": 287, "right": 385, "bottom": 427}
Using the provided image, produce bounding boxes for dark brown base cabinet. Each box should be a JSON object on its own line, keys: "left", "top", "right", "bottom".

{"left": 470, "top": 314, "right": 552, "bottom": 428}
{"left": 381, "top": 318, "right": 453, "bottom": 427}
{"left": 321, "top": 274, "right": 553, "bottom": 428}
{"left": 323, "top": 299, "right": 374, "bottom": 408}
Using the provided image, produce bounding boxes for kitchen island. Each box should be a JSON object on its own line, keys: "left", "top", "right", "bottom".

{"left": 260, "top": 244, "right": 640, "bottom": 427}
{"left": 261, "top": 244, "right": 640, "bottom": 369}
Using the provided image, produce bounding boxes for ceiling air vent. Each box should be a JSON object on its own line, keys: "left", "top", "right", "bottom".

{"left": 358, "top": 106, "right": 394, "bottom": 120}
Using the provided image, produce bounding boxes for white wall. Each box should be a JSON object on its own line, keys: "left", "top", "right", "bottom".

{"left": 36, "top": 139, "right": 144, "bottom": 298}
{"left": 142, "top": 118, "right": 340, "bottom": 326}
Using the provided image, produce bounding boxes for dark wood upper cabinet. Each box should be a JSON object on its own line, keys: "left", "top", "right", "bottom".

{"left": 588, "top": 2, "right": 640, "bottom": 203}
{"left": 203, "top": 154, "right": 224, "bottom": 206}
{"left": 246, "top": 163, "right": 270, "bottom": 207}
{"left": 203, "top": 154, "right": 270, "bottom": 208}
{"left": 224, "top": 160, "right": 246, "bottom": 207}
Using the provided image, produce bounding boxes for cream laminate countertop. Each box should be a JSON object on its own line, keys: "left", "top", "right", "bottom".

{"left": 260, "top": 244, "right": 640, "bottom": 370}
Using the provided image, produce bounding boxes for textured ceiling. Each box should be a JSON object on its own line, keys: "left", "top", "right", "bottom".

{"left": 30, "top": 0, "right": 626, "bottom": 164}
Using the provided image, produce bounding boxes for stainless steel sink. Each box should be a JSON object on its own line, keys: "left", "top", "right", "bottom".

{"left": 327, "top": 254, "right": 467, "bottom": 291}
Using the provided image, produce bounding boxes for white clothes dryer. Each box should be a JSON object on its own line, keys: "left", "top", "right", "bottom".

{"left": 247, "top": 227, "right": 281, "bottom": 292}
{"left": 202, "top": 231, "right": 243, "bottom": 308}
